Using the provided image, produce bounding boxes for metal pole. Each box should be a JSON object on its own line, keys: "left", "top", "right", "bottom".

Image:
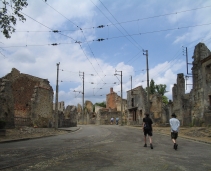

{"left": 131, "top": 75, "right": 132, "bottom": 91}
{"left": 121, "top": 71, "right": 123, "bottom": 125}
{"left": 146, "top": 50, "right": 150, "bottom": 114}
{"left": 82, "top": 72, "right": 85, "bottom": 124}
{"left": 186, "top": 47, "right": 188, "bottom": 75}
{"left": 55, "top": 62, "right": 60, "bottom": 129}
{"left": 143, "top": 50, "right": 150, "bottom": 114}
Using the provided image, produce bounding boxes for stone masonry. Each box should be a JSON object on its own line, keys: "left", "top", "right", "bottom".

{"left": 0, "top": 68, "right": 54, "bottom": 127}
{"left": 172, "top": 43, "right": 211, "bottom": 126}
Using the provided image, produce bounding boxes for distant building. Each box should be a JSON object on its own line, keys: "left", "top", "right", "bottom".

{"left": 126, "top": 86, "right": 147, "bottom": 125}
{"left": 53, "top": 101, "right": 65, "bottom": 112}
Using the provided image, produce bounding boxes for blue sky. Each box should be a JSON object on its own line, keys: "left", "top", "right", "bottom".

{"left": 0, "top": 0, "right": 211, "bottom": 107}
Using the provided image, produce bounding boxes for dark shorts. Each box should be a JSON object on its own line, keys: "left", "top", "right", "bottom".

{"left": 144, "top": 129, "right": 152, "bottom": 136}
{"left": 171, "top": 132, "right": 178, "bottom": 139}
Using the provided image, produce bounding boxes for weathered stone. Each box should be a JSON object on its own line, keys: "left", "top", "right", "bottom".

{"left": 0, "top": 68, "right": 54, "bottom": 128}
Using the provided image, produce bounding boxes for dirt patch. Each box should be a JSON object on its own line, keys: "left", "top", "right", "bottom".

{"left": 154, "top": 126, "right": 211, "bottom": 144}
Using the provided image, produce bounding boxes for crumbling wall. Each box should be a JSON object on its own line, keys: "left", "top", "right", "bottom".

{"left": 191, "top": 43, "right": 211, "bottom": 126}
{"left": 0, "top": 79, "right": 14, "bottom": 128}
{"left": 97, "top": 108, "right": 121, "bottom": 125}
{"left": 150, "top": 94, "right": 162, "bottom": 119}
{"left": 172, "top": 73, "right": 185, "bottom": 125}
{"left": 64, "top": 105, "right": 77, "bottom": 127}
{"left": 106, "top": 88, "right": 118, "bottom": 110}
{"left": 31, "top": 85, "right": 53, "bottom": 127}
{"left": 127, "top": 86, "right": 147, "bottom": 126}
{"left": 0, "top": 68, "right": 54, "bottom": 128}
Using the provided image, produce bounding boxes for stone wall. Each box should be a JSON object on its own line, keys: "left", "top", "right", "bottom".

{"left": 0, "top": 79, "right": 14, "bottom": 128}
{"left": 64, "top": 105, "right": 77, "bottom": 127}
{"left": 0, "top": 68, "right": 54, "bottom": 128}
{"left": 96, "top": 108, "right": 121, "bottom": 125}
{"left": 53, "top": 101, "right": 65, "bottom": 112}
{"left": 191, "top": 43, "right": 211, "bottom": 126}
{"left": 127, "top": 86, "right": 147, "bottom": 125}
{"left": 106, "top": 87, "right": 118, "bottom": 110}
{"left": 171, "top": 43, "right": 211, "bottom": 126}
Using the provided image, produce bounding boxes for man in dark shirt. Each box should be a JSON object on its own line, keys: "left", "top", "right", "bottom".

{"left": 143, "top": 113, "right": 153, "bottom": 149}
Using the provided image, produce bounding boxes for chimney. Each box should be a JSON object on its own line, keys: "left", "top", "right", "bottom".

{"left": 110, "top": 87, "right": 113, "bottom": 93}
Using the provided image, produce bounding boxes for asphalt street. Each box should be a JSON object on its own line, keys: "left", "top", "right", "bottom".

{"left": 0, "top": 125, "right": 211, "bottom": 171}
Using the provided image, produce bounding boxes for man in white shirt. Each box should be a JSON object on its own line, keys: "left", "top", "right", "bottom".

{"left": 169, "top": 113, "right": 180, "bottom": 150}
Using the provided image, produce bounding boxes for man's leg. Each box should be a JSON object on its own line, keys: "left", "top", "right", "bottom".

{"left": 149, "top": 134, "right": 153, "bottom": 149}
{"left": 144, "top": 133, "right": 147, "bottom": 147}
{"left": 171, "top": 132, "right": 178, "bottom": 150}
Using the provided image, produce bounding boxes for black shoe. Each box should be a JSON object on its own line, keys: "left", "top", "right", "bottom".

{"left": 175, "top": 144, "right": 178, "bottom": 150}
{"left": 150, "top": 144, "right": 153, "bottom": 149}
{"left": 144, "top": 144, "right": 147, "bottom": 147}
{"left": 173, "top": 143, "right": 176, "bottom": 149}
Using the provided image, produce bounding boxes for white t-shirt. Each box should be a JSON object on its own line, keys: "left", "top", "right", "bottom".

{"left": 169, "top": 118, "right": 180, "bottom": 132}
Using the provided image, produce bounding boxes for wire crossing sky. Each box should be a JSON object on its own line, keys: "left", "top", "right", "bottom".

{"left": 0, "top": 0, "right": 211, "bottom": 106}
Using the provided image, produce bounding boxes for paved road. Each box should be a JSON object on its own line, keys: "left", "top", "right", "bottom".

{"left": 0, "top": 125, "right": 211, "bottom": 171}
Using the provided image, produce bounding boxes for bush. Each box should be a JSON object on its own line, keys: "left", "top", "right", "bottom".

{"left": 0, "top": 120, "right": 6, "bottom": 129}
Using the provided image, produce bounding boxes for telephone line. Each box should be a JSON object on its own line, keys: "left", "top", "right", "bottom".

{"left": 90, "top": 0, "right": 143, "bottom": 51}
{"left": 2, "top": 21, "right": 211, "bottom": 49}
{"left": 13, "top": 4, "right": 211, "bottom": 33}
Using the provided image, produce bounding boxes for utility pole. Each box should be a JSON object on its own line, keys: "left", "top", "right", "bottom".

{"left": 79, "top": 71, "right": 84, "bottom": 124}
{"left": 143, "top": 50, "right": 150, "bottom": 114}
{"left": 131, "top": 75, "right": 132, "bottom": 91}
{"left": 55, "top": 62, "right": 60, "bottom": 129}
{"left": 115, "top": 70, "right": 123, "bottom": 125}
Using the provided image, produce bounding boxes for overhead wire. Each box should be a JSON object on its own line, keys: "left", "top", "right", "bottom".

{"left": 90, "top": 0, "right": 143, "bottom": 51}
{"left": 41, "top": 0, "right": 107, "bottom": 86}
{"left": 1, "top": 22, "right": 211, "bottom": 49}
{"left": 13, "top": 4, "right": 211, "bottom": 33}
{"left": 98, "top": 0, "right": 144, "bottom": 50}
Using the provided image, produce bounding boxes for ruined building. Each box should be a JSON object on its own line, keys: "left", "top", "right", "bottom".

{"left": 126, "top": 86, "right": 147, "bottom": 125}
{"left": 172, "top": 43, "right": 211, "bottom": 126}
{"left": 106, "top": 87, "right": 127, "bottom": 112}
{"left": 106, "top": 87, "right": 118, "bottom": 110}
{"left": 53, "top": 101, "right": 65, "bottom": 112}
{"left": 0, "top": 68, "right": 54, "bottom": 127}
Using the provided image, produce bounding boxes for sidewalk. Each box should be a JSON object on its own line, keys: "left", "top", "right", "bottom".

{"left": 0, "top": 126, "right": 81, "bottom": 143}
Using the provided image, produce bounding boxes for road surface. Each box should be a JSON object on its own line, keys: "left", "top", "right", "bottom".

{"left": 0, "top": 125, "right": 211, "bottom": 171}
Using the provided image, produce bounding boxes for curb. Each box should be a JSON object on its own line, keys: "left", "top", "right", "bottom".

{"left": 0, "top": 127, "right": 81, "bottom": 143}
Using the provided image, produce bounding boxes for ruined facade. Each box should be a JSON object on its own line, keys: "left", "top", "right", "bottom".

{"left": 0, "top": 68, "right": 54, "bottom": 127}
{"left": 172, "top": 43, "right": 211, "bottom": 126}
{"left": 0, "top": 79, "right": 14, "bottom": 128}
{"left": 53, "top": 101, "right": 65, "bottom": 112}
{"left": 96, "top": 108, "right": 121, "bottom": 125}
{"left": 106, "top": 87, "right": 118, "bottom": 110}
{"left": 126, "top": 86, "right": 147, "bottom": 125}
{"left": 64, "top": 105, "right": 77, "bottom": 127}
{"left": 150, "top": 93, "right": 164, "bottom": 123}
{"left": 127, "top": 85, "right": 168, "bottom": 126}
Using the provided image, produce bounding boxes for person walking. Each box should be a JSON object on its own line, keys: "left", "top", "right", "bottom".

{"left": 110, "top": 117, "right": 114, "bottom": 125}
{"left": 169, "top": 113, "right": 180, "bottom": 150}
{"left": 143, "top": 113, "right": 153, "bottom": 149}
{"left": 116, "top": 117, "right": 119, "bottom": 125}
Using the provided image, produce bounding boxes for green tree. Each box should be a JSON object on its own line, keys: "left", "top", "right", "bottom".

{"left": 0, "top": 0, "right": 28, "bottom": 38}
{"left": 155, "top": 84, "right": 167, "bottom": 96}
{"left": 145, "top": 80, "right": 169, "bottom": 104}
{"left": 95, "top": 101, "right": 106, "bottom": 108}
{"left": 162, "top": 95, "right": 168, "bottom": 104}
{"left": 145, "top": 79, "right": 156, "bottom": 94}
